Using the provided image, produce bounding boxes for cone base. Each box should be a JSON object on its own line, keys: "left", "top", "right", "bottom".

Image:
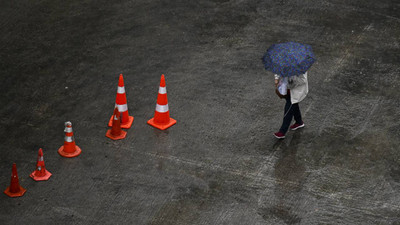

{"left": 147, "top": 117, "right": 177, "bottom": 130}
{"left": 4, "top": 186, "right": 26, "bottom": 197}
{"left": 106, "top": 129, "right": 127, "bottom": 140}
{"left": 30, "top": 170, "right": 52, "bottom": 181}
{"left": 58, "top": 145, "right": 82, "bottom": 158}
{"left": 108, "top": 115, "right": 134, "bottom": 129}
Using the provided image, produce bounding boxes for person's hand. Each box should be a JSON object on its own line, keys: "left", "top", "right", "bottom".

{"left": 274, "top": 74, "right": 280, "bottom": 87}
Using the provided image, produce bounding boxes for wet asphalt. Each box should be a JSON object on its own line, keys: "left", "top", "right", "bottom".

{"left": 0, "top": 0, "right": 399, "bottom": 224}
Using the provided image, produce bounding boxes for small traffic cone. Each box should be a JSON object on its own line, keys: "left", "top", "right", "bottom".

{"left": 147, "top": 74, "right": 176, "bottom": 130}
{"left": 58, "top": 121, "right": 82, "bottom": 158}
{"left": 4, "top": 163, "right": 26, "bottom": 197}
{"left": 30, "top": 148, "right": 52, "bottom": 181}
{"left": 108, "top": 74, "right": 134, "bottom": 129}
{"left": 106, "top": 107, "right": 127, "bottom": 140}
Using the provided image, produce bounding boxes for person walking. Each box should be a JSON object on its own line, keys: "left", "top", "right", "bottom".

{"left": 273, "top": 72, "right": 308, "bottom": 139}
{"left": 261, "top": 42, "right": 315, "bottom": 139}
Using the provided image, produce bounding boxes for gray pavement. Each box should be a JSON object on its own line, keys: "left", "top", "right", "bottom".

{"left": 0, "top": 0, "right": 399, "bottom": 224}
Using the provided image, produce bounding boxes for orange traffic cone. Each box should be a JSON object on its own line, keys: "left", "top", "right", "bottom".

{"left": 58, "top": 121, "right": 82, "bottom": 158}
{"left": 108, "top": 74, "right": 134, "bottom": 129}
{"left": 30, "top": 148, "right": 52, "bottom": 181}
{"left": 106, "top": 107, "right": 127, "bottom": 140}
{"left": 4, "top": 163, "right": 26, "bottom": 197}
{"left": 147, "top": 74, "right": 177, "bottom": 130}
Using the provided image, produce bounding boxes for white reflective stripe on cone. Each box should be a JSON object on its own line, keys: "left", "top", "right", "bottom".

{"left": 115, "top": 104, "right": 128, "bottom": 112}
{"left": 114, "top": 115, "right": 119, "bottom": 120}
{"left": 156, "top": 104, "right": 169, "bottom": 113}
{"left": 65, "top": 136, "right": 74, "bottom": 142}
{"left": 39, "top": 156, "right": 43, "bottom": 161}
{"left": 117, "top": 86, "right": 125, "bottom": 94}
{"left": 64, "top": 127, "right": 73, "bottom": 133}
{"left": 158, "top": 86, "right": 167, "bottom": 94}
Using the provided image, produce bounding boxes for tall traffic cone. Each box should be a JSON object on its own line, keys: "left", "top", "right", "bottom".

{"left": 108, "top": 74, "right": 134, "bottom": 129}
{"left": 106, "top": 107, "right": 127, "bottom": 140}
{"left": 147, "top": 74, "right": 176, "bottom": 130}
{"left": 58, "top": 121, "right": 82, "bottom": 158}
{"left": 30, "top": 148, "right": 52, "bottom": 181}
{"left": 4, "top": 163, "right": 26, "bottom": 197}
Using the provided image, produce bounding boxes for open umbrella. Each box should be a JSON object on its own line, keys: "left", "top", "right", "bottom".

{"left": 262, "top": 42, "right": 315, "bottom": 77}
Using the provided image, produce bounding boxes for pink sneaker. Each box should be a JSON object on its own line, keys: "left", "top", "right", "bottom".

{"left": 290, "top": 123, "right": 305, "bottom": 130}
{"left": 274, "top": 132, "right": 285, "bottom": 139}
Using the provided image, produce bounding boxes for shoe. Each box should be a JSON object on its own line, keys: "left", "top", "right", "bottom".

{"left": 274, "top": 132, "right": 285, "bottom": 139}
{"left": 290, "top": 123, "right": 305, "bottom": 130}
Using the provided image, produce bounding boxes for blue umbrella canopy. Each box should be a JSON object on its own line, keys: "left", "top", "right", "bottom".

{"left": 262, "top": 42, "right": 316, "bottom": 77}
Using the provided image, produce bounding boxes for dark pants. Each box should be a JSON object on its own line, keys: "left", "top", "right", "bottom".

{"left": 279, "top": 93, "right": 303, "bottom": 134}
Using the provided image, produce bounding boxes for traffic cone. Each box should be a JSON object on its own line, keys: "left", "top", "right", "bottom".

{"left": 4, "top": 163, "right": 26, "bottom": 197}
{"left": 106, "top": 107, "right": 127, "bottom": 140}
{"left": 147, "top": 74, "right": 176, "bottom": 130}
{"left": 30, "top": 148, "right": 52, "bottom": 181}
{"left": 58, "top": 121, "right": 82, "bottom": 158}
{"left": 108, "top": 74, "right": 134, "bottom": 129}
